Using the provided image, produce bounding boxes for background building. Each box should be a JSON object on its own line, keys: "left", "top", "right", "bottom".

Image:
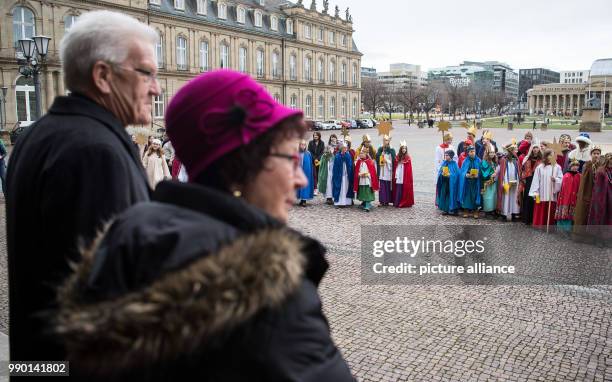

{"left": 377, "top": 63, "right": 427, "bottom": 88}
{"left": 427, "top": 64, "right": 494, "bottom": 91}
{"left": 0, "top": 0, "right": 362, "bottom": 131}
{"left": 463, "top": 61, "right": 519, "bottom": 101}
{"left": 518, "top": 68, "right": 560, "bottom": 103}
{"left": 560, "top": 70, "right": 590, "bottom": 84}
{"left": 361, "top": 66, "right": 377, "bottom": 79}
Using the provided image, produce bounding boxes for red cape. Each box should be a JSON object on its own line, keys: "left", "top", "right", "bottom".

{"left": 354, "top": 158, "right": 379, "bottom": 192}
{"left": 555, "top": 172, "right": 581, "bottom": 220}
{"left": 393, "top": 156, "right": 414, "bottom": 207}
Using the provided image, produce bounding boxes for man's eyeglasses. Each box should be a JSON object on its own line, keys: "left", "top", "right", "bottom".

{"left": 113, "top": 65, "right": 158, "bottom": 84}
{"left": 270, "top": 153, "right": 301, "bottom": 172}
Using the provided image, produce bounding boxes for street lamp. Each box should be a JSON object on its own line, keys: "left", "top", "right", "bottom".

{"left": 18, "top": 35, "right": 51, "bottom": 121}
{"left": 0, "top": 87, "right": 7, "bottom": 131}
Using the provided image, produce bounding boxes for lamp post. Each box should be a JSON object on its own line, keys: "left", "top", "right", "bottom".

{"left": 18, "top": 35, "right": 51, "bottom": 121}
{"left": 0, "top": 87, "right": 7, "bottom": 131}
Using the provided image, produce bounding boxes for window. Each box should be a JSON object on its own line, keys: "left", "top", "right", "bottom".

{"left": 352, "top": 64, "right": 358, "bottom": 85}
{"left": 218, "top": 3, "right": 227, "bottom": 19}
{"left": 329, "top": 60, "right": 335, "bottom": 82}
{"left": 318, "top": 95, "right": 324, "bottom": 118}
{"left": 317, "top": 58, "right": 324, "bottom": 82}
{"left": 272, "top": 51, "right": 279, "bottom": 78}
{"left": 239, "top": 47, "right": 247, "bottom": 72}
{"left": 237, "top": 6, "right": 246, "bottom": 23}
{"left": 64, "top": 15, "right": 78, "bottom": 32}
{"left": 13, "top": 7, "right": 35, "bottom": 46}
{"left": 318, "top": 27, "right": 323, "bottom": 41}
{"left": 304, "top": 24, "right": 311, "bottom": 38}
{"left": 220, "top": 43, "right": 229, "bottom": 68}
{"left": 153, "top": 92, "right": 165, "bottom": 118}
{"left": 341, "top": 62, "right": 347, "bottom": 84}
{"left": 305, "top": 95, "right": 312, "bottom": 117}
{"left": 155, "top": 32, "right": 164, "bottom": 68}
{"left": 341, "top": 34, "right": 346, "bottom": 46}
{"left": 197, "top": 0, "right": 207, "bottom": 15}
{"left": 352, "top": 98, "right": 357, "bottom": 117}
{"left": 341, "top": 98, "right": 347, "bottom": 117}
{"left": 271, "top": 15, "right": 278, "bottom": 31}
{"left": 290, "top": 94, "right": 297, "bottom": 109}
{"left": 199, "top": 41, "right": 209, "bottom": 71}
{"left": 174, "top": 0, "right": 185, "bottom": 10}
{"left": 255, "top": 11, "right": 263, "bottom": 27}
{"left": 176, "top": 36, "right": 187, "bottom": 70}
{"left": 330, "top": 96, "right": 335, "bottom": 117}
{"left": 150, "top": 0, "right": 160, "bottom": 4}
{"left": 304, "top": 57, "right": 312, "bottom": 81}
{"left": 290, "top": 54, "right": 297, "bottom": 80}
{"left": 15, "top": 76, "right": 36, "bottom": 127}
{"left": 273, "top": 94, "right": 281, "bottom": 103}
{"left": 329, "top": 31, "right": 335, "bottom": 44}
{"left": 286, "top": 19, "right": 294, "bottom": 35}
{"left": 256, "top": 49, "right": 265, "bottom": 77}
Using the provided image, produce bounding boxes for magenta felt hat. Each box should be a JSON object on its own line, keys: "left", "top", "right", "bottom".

{"left": 165, "top": 70, "right": 303, "bottom": 180}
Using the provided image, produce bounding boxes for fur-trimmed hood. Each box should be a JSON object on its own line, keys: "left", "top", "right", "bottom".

{"left": 55, "top": 225, "right": 307, "bottom": 374}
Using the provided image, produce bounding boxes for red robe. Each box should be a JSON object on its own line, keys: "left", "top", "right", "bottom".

{"left": 554, "top": 171, "right": 581, "bottom": 221}
{"left": 587, "top": 167, "right": 612, "bottom": 225}
{"left": 353, "top": 158, "right": 379, "bottom": 193}
{"left": 393, "top": 155, "right": 415, "bottom": 208}
{"left": 458, "top": 152, "right": 467, "bottom": 168}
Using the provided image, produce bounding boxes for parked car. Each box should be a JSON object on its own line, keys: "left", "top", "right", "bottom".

{"left": 343, "top": 120, "right": 357, "bottom": 129}
{"left": 359, "top": 119, "right": 374, "bottom": 128}
{"left": 324, "top": 120, "right": 342, "bottom": 130}
{"left": 319, "top": 121, "right": 336, "bottom": 130}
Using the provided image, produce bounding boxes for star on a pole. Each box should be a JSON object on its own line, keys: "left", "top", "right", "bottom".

{"left": 549, "top": 137, "right": 565, "bottom": 158}
{"left": 437, "top": 120, "right": 451, "bottom": 133}
{"left": 340, "top": 124, "right": 350, "bottom": 139}
{"left": 377, "top": 121, "right": 393, "bottom": 137}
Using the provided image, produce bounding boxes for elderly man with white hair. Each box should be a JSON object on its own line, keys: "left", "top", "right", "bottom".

{"left": 6, "top": 11, "right": 159, "bottom": 361}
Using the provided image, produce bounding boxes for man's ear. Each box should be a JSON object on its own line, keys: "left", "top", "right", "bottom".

{"left": 91, "top": 61, "right": 113, "bottom": 95}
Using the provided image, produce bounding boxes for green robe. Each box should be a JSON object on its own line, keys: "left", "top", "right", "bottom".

{"left": 317, "top": 153, "right": 333, "bottom": 193}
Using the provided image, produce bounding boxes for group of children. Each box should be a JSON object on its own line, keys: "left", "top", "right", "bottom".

{"left": 297, "top": 132, "right": 415, "bottom": 212}
{"left": 435, "top": 127, "right": 611, "bottom": 233}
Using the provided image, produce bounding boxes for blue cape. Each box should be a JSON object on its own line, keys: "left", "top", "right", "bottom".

{"left": 296, "top": 150, "right": 314, "bottom": 200}
{"left": 436, "top": 160, "right": 460, "bottom": 211}
{"left": 458, "top": 155, "right": 482, "bottom": 205}
{"left": 332, "top": 151, "right": 354, "bottom": 202}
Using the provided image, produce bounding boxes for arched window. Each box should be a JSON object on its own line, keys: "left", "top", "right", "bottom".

{"left": 199, "top": 40, "right": 209, "bottom": 71}
{"left": 289, "top": 54, "right": 297, "bottom": 80}
{"left": 329, "top": 60, "right": 335, "bottom": 82}
{"left": 271, "top": 15, "right": 278, "bottom": 31}
{"left": 304, "top": 56, "right": 312, "bottom": 81}
{"left": 197, "top": 0, "right": 207, "bottom": 15}
{"left": 341, "top": 62, "right": 347, "bottom": 84}
{"left": 153, "top": 91, "right": 165, "bottom": 119}
{"left": 155, "top": 31, "right": 164, "bottom": 68}
{"left": 352, "top": 64, "right": 358, "bottom": 85}
{"left": 272, "top": 51, "right": 280, "bottom": 78}
{"left": 15, "top": 76, "right": 36, "bottom": 127}
{"left": 352, "top": 98, "right": 358, "bottom": 117}
{"left": 220, "top": 43, "right": 229, "bottom": 68}
{"left": 64, "top": 15, "right": 78, "bottom": 32}
{"left": 239, "top": 47, "right": 247, "bottom": 72}
{"left": 305, "top": 95, "right": 312, "bottom": 117}
{"left": 330, "top": 96, "right": 336, "bottom": 117}
{"left": 341, "top": 97, "right": 347, "bottom": 117}
{"left": 176, "top": 36, "right": 187, "bottom": 70}
{"left": 318, "top": 95, "right": 324, "bottom": 118}
{"left": 13, "top": 7, "right": 35, "bottom": 47}
{"left": 256, "top": 49, "right": 265, "bottom": 77}
{"left": 317, "top": 58, "right": 324, "bottom": 82}
{"left": 254, "top": 11, "right": 263, "bottom": 27}
{"left": 273, "top": 93, "right": 281, "bottom": 103}
{"left": 237, "top": 6, "right": 246, "bottom": 23}
{"left": 290, "top": 94, "right": 298, "bottom": 109}
{"left": 286, "top": 19, "right": 294, "bottom": 35}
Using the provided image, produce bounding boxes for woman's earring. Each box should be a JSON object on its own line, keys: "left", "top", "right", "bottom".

{"left": 233, "top": 189, "right": 242, "bottom": 198}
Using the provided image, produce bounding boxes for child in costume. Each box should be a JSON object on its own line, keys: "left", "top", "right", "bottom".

{"left": 296, "top": 139, "right": 314, "bottom": 206}
{"left": 573, "top": 146, "right": 602, "bottom": 228}
{"left": 355, "top": 134, "right": 376, "bottom": 160}
{"left": 393, "top": 140, "right": 414, "bottom": 208}
{"left": 332, "top": 140, "right": 354, "bottom": 207}
{"left": 479, "top": 146, "right": 498, "bottom": 218}
{"left": 457, "top": 139, "right": 474, "bottom": 168}
{"left": 436, "top": 150, "right": 460, "bottom": 215}
{"left": 518, "top": 142, "right": 542, "bottom": 225}
{"left": 497, "top": 142, "right": 521, "bottom": 222}
{"left": 376, "top": 135, "right": 396, "bottom": 206}
{"left": 354, "top": 150, "right": 379, "bottom": 212}
{"left": 555, "top": 159, "right": 581, "bottom": 231}
{"left": 318, "top": 144, "right": 336, "bottom": 205}
{"left": 435, "top": 132, "right": 457, "bottom": 181}
{"left": 529, "top": 149, "right": 563, "bottom": 228}
{"left": 458, "top": 146, "right": 482, "bottom": 218}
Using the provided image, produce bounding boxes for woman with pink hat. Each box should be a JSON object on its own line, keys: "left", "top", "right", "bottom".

{"left": 52, "top": 70, "right": 354, "bottom": 381}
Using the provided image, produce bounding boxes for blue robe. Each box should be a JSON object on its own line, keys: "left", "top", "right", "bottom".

{"left": 296, "top": 150, "right": 314, "bottom": 200}
{"left": 458, "top": 156, "right": 482, "bottom": 209}
{"left": 332, "top": 151, "right": 354, "bottom": 202}
{"left": 436, "top": 160, "right": 460, "bottom": 212}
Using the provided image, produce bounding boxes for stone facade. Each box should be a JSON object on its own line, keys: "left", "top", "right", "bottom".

{"left": 0, "top": 0, "right": 362, "bottom": 131}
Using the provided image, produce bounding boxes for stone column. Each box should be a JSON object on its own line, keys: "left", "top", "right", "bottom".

{"left": 608, "top": 91, "right": 612, "bottom": 115}
{"left": 569, "top": 94, "right": 574, "bottom": 116}
{"left": 58, "top": 71, "right": 65, "bottom": 96}
{"left": 45, "top": 70, "right": 54, "bottom": 110}
{"left": 577, "top": 94, "right": 582, "bottom": 115}
{"left": 561, "top": 95, "right": 566, "bottom": 115}
{"left": 555, "top": 94, "right": 560, "bottom": 115}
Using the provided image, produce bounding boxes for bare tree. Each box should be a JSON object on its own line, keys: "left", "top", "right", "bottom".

{"left": 396, "top": 82, "right": 419, "bottom": 124}
{"left": 418, "top": 84, "right": 442, "bottom": 121}
{"left": 361, "top": 78, "right": 385, "bottom": 118}
{"left": 381, "top": 83, "right": 400, "bottom": 120}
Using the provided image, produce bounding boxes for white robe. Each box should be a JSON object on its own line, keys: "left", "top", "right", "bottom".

{"left": 395, "top": 162, "right": 404, "bottom": 184}
{"left": 529, "top": 163, "right": 563, "bottom": 202}
{"left": 568, "top": 146, "right": 591, "bottom": 163}
{"left": 334, "top": 162, "right": 351, "bottom": 206}
{"left": 359, "top": 162, "right": 371, "bottom": 186}
{"left": 497, "top": 160, "right": 520, "bottom": 216}
{"left": 435, "top": 145, "right": 458, "bottom": 180}
{"left": 379, "top": 153, "right": 392, "bottom": 181}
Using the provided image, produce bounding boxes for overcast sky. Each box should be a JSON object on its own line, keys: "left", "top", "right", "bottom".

{"left": 321, "top": 0, "right": 612, "bottom": 73}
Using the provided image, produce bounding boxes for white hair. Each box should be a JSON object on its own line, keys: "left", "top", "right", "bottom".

{"left": 60, "top": 10, "right": 158, "bottom": 93}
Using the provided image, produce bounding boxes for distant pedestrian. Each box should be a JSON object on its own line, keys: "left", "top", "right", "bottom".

{"left": 143, "top": 138, "right": 171, "bottom": 188}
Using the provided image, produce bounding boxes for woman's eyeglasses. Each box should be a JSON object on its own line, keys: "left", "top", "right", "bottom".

{"left": 270, "top": 153, "right": 301, "bottom": 172}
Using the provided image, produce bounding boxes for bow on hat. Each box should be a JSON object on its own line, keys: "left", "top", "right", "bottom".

{"left": 199, "top": 89, "right": 275, "bottom": 146}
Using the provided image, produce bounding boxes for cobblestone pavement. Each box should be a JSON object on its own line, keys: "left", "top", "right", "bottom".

{"left": 288, "top": 125, "right": 612, "bottom": 381}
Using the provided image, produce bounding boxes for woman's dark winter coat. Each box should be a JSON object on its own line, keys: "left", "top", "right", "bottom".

{"left": 53, "top": 181, "right": 354, "bottom": 382}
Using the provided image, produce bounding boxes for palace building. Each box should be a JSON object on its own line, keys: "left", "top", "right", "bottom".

{"left": 0, "top": 0, "right": 362, "bottom": 131}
